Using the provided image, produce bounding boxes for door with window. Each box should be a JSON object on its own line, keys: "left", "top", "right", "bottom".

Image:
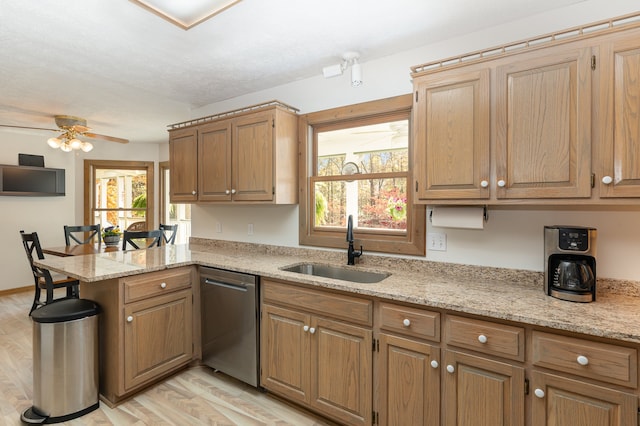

{"left": 84, "top": 160, "right": 154, "bottom": 233}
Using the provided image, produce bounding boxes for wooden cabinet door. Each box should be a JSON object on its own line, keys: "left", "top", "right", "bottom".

{"left": 414, "top": 68, "right": 491, "bottom": 200}
{"left": 169, "top": 127, "right": 198, "bottom": 202}
{"left": 495, "top": 46, "right": 593, "bottom": 199}
{"left": 198, "top": 120, "right": 232, "bottom": 201}
{"left": 596, "top": 31, "right": 640, "bottom": 198}
{"left": 442, "top": 350, "right": 525, "bottom": 426}
{"left": 378, "top": 333, "right": 440, "bottom": 426}
{"left": 260, "top": 304, "right": 311, "bottom": 404}
{"left": 310, "top": 316, "right": 372, "bottom": 426}
{"left": 232, "top": 111, "right": 274, "bottom": 201}
{"left": 123, "top": 289, "right": 193, "bottom": 392}
{"left": 531, "top": 371, "right": 637, "bottom": 426}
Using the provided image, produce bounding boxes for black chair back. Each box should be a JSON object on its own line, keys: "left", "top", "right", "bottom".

{"left": 122, "top": 229, "right": 163, "bottom": 250}
{"left": 20, "top": 230, "right": 79, "bottom": 314}
{"left": 64, "top": 224, "right": 101, "bottom": 246}
{"left": 159, "top": 224, "right": 178, "bottom": 245}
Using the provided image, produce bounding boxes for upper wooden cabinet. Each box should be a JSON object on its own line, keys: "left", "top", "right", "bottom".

{"left": 169, "top": 101, "right": 299, "bottom": 204}
{"left": 414, "top": 67, "right": 490, "bottom": 200}
{"left": 595, "top": 30, "right": 640, "bottom": 198}
{"left": 495, "top": 46, "right": 593, "bottom": 200}
{"left": 412, "top": 16, "right": 640, "bottom": 204}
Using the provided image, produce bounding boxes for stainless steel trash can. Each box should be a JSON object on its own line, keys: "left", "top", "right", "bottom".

{"left": 21, "top": 299, "right": 100, "bottom": 424}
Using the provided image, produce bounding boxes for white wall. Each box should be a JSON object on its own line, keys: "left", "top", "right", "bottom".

{"left": 0, "top": 127, "right": 165, "bottom": 292}
{"left": 190, "top": 0, "right": 640, "bottom": 281}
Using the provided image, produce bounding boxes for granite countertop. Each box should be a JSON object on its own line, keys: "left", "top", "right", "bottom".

{"left": 35, "top": 239, "right": 640, "bottom": 345}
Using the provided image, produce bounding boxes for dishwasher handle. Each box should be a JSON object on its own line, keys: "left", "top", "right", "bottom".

{"left": 204, "top": 278, "right": 249, "bottom": 292}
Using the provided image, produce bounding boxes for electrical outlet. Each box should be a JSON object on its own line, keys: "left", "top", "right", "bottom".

{"left": 215, "top": 223, "right": 222, "bottom": 233}
{"left": 248, "top": 223, "right": 254, "bottom": 235}
{"left": 427, "top": 232, "right": 447, "bottom": 251}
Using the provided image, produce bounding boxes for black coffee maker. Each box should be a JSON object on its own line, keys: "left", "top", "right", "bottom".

{"left": 544, "top": 226, "right": 597, "bottom": 302}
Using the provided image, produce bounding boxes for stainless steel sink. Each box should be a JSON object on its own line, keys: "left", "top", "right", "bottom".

{"left": 280, "top": 263, "right": 389, "bottom": 283}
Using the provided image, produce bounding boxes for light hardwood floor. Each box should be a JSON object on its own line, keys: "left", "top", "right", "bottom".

{"left": 0, "top": 290, "right": 334, "bottom": 425}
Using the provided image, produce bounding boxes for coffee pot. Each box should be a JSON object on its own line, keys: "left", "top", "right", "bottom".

{"left": 544, "top": 226, "right": 597, "bottom": 302}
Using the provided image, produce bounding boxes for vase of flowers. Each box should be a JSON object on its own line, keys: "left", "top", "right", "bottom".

{"left": 102, "top": 226, "right": 122, "bottom": 246}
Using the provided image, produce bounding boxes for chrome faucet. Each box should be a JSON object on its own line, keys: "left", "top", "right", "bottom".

{"left": 346, "top": 215, "right": 363, "bottom": 265}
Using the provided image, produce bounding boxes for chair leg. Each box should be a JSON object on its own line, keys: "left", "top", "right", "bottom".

{"left": 29, "top": 284, "right": 41, "bottom": 315}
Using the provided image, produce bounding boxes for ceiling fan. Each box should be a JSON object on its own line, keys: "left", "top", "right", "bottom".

{"left": 0, "top": 115, "right": 129, "bottom": 152}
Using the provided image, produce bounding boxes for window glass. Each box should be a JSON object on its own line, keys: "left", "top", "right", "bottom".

{"left": 314, "top": 119, "right": 409, "bottom": 233}
{"left": 94, "top": 168, "right": 147, "bottom": 230}
{"left": 160, "top": 163, "right": 191, "bottom": 244}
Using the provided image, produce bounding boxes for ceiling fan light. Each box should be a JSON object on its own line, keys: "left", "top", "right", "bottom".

{"left": 81, "top": 141, "right": 94, "bottom": 152}
{"left": 47, "top": 137, "right": 62, "bottom": 148}
{"left": 60, "top": 142, "right": 73, "bottom": 152}
{"left": 69, "top": 138, "right": 83, "bottom": 149}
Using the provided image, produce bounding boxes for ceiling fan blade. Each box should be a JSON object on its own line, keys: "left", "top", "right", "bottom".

{"left": 0, "top": 124, "right": 59, "bottom": 132}
{"left": 83, "top": 132, "right": 129, "bottom": 144}
{"left": 71, "top": 124, "right": 91, "bottom": 133}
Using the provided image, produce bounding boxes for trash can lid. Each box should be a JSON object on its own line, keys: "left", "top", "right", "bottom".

{"left": 31, "top": 299, "right": 100, "bottom": 323}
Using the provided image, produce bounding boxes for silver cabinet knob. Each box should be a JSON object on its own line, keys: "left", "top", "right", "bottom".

{"left": 403, "top": 318, "right": 411, "bottom": 327}
{"left": 480, "top": 180, "right": 489, "bottom": 188}
{"left": 478, "top": 334, "right": 488, "bottom": 344}
{"left": 160, "top": 282, "right": 167, "bottom": 289}
{"left": 430, "top": 360, "right": 439, "bottom": 369}
{"left": 225, "top": 189, "right": 230, "bottom": 194}
{"left": 577, "top": 355, "right": 589, "bottom": 366}
{"left": 126, "top": 315, "right": 133, "bottom": 323}
{"left": 602, "top": 175, "right": 613, "bottom": 185}
{"left": 231, "top": 189, "right": 237, "bottom": 194}
{"left": 191, "top": 190, "right": 196, "bottom": 195}
{"left": 534, "top": 388, "right": 545, "bottom": 398}
{"left": 446, "top": 364, "right": 455, "bottom": 373}
{"left": 309, "top": 327, "right": 316, "bottom": 334}
{"left": 497, "top": 179, "right": 506, "bottom": 187}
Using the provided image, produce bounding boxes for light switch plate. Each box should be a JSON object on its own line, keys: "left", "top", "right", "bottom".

{"left": 427, "top": 232, "right": 447, "bottom": 251}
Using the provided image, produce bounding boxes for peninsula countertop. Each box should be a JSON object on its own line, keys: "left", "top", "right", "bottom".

{"left": 35, "top": 241, "right": 640, "bottom": 344}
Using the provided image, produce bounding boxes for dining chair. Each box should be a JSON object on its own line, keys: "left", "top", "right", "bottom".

{"left": 20, "top": 230, "right": 80, "bottom": 315}
{"left": 64, "top": 224, "right": 101, "bottom": 246}
{"left": 159, "top": 224, "right": 178, "bottom": 245}
{"left": 122, "top": 229, "right": 163, "bottom": 250}
{"left": 126, "top": 221, "right": 147, "bottom": 231}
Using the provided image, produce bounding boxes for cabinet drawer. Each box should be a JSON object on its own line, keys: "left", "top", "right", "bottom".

{"left": 123, "top": 268, "right": 192, "bottom": 303}
{"left": 444, "top": 315, "right": 525, "bottom": 361}
{"left": 379, "top": 302, "right": 440, "bottom": 342}
{"left": 262, "top": 279, "right": 373, "bottom": 327}
{"left": 532, "top": 331, "right": 638, "bottom": 388}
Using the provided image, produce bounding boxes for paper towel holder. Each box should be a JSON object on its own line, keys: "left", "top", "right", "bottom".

{"left": 429, "top": 205, "right": 489, "bottom": 223}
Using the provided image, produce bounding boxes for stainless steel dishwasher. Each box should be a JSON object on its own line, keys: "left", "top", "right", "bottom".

{"left": 200, "top": 267, "right": 259, "bottom": 387}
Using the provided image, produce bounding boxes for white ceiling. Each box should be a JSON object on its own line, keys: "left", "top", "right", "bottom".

{"left": 0, "top": 0, "right": 585, "bottom": 145}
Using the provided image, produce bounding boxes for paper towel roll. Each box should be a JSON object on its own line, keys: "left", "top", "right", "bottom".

{"left": 431, "top": 206, "right": 485, "bottom": 230}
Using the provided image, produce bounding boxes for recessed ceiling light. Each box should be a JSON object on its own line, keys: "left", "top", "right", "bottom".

{"left": 130, "top": 0, "right": 242, "bottom": 30}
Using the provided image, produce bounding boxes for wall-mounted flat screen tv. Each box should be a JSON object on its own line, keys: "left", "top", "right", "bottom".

{"left": 0, "top": 164, "right": 65, "bottom": 196}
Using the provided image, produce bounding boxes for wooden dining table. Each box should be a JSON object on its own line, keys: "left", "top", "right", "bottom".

{"left": 42, "top": 243, "right": 121, "bottom": 257}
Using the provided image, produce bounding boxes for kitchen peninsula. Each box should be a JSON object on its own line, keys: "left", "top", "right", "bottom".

{"left": 35, "top": 240, "right": 640, "bottom": 425}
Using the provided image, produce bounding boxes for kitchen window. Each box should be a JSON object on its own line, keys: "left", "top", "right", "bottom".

{"left": 299, "top": 95, "right": 426, "bottom": 255}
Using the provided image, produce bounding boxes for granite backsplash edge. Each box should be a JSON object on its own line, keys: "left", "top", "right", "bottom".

{"left": 189, "top": 237, "right": 640, "bottom": 298}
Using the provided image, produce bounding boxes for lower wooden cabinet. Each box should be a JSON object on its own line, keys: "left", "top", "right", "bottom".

{"left": 442, "top": 350, "right": 525, "bottom": 426}
{"left": 123, "top": 289, "right": 193, "bottom": 391}
{"left": 377, "top": 333, "right": 440, "bottom": 426}
{"left": 81, "top": 266, "right": 195, "bottom": 405}
{"left": 531, "top": 371, "right": 638, "bottom": 426}
{"left": 261, "top": 280, "right": 373, "bottom": 426}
